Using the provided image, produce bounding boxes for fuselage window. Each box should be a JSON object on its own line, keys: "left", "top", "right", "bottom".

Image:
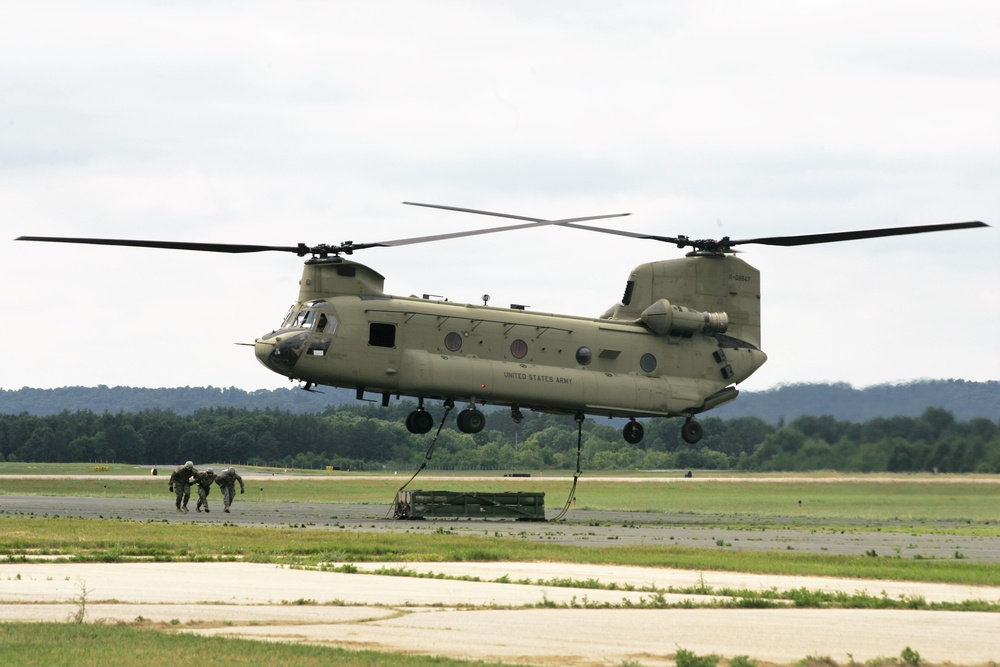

{"left": 445, "top": 332, "right": 462, "bottom": 352}
{"left": 640, "top": 353, "right": 657, "bottom": 373}
{"left": 369, "top": 322, "right": 396, "bottom": 348}
{"left": 510, "top": 339, "right": 528, "bottom": 359}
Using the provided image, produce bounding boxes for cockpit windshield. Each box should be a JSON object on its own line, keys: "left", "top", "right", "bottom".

{"left": 281, "top": 300, "right": 337, "bottom": 334}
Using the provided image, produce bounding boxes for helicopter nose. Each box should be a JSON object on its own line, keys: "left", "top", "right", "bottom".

{"left": 255, "top": 331, "right": 309, "bottom": 375}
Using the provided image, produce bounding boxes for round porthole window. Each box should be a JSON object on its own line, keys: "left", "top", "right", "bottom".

{"left": 444, "top": 332, "right": 462, "bottom": 352}
{"left": 576, "top": 346, "right": 593, "bottom": 365}
{"left": 640, "top": 353, "right": 657, "bottom": 373}
{"left": 510, "top": 339, "right": 528, "bottom": 359}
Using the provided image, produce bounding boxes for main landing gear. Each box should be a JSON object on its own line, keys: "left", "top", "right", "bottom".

{"left": 622, "top": 419, "right": 644, "bottom": 444}
{"left": 405, "top": 399, "right": 486, "bottom": 435}
{"left": 681, "top": 418, "right": 703, "bottom": 444}
{"left": 622, "top": 416, "right": 703, "bottom": 445}
{"left": 404, "top": 400, "right": 704, "bottom": 446}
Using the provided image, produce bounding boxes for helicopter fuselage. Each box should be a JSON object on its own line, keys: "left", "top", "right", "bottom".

{"left": 253, "top": 256, "right": 767, "bottom": 432}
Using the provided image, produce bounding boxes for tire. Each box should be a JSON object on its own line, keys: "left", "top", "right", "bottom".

{"left": 407, "top": 410, "right": 434, "bottom": 434}
{"left": 457, "top": 408, "right": 486, "bottom": 434}
{"left": 681, "top": 419, "right": 703, "bottom": 444}
{"left": 623, "top": 420, "right": 644, "bottom": 444}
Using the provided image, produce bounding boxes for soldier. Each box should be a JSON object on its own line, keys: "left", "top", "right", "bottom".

{"left": 168, "top": 461, "right": 197, "bottom": 512}
{"left": 192, "top": 468, "right": 217, "bottom": 512}
{"left": 214, "top": 467, "right": 245, "bottom": 513}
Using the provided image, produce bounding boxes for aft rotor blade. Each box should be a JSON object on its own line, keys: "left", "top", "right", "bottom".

{"left": 15, "top": 236, "right": 305, "bottom": 254}
{"left": 550, "top": 222, "right": 685, "bottom": 245}
{"left": 345, "top": 203, "right": 632, "bottom": 250}
{"left": 403, "top": 201, "right": 631, "bottom": 225}
{"left": 729, "top": 221, "right": 989, "bottom": 247}
{"left": 555, "top": 219, "right": 989, "bottom": 252}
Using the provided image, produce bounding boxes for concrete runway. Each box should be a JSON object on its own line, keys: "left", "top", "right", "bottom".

{"left": 2, "top": 561, "right": 999, "bottom": 666}
{"left": 3, "top": 488, "right": 1000, "bottom": 665}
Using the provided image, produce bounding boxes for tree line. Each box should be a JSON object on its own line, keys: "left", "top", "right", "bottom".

{"left": 1, "top": 402, "right": 998, "bottom": 474}
{"left": 3, "top": 379, "right": 998, "bottom": 422}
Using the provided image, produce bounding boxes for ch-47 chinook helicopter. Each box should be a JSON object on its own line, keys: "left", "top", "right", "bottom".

{"left": 17, "top": 204, "right": 987, "bottom": 446}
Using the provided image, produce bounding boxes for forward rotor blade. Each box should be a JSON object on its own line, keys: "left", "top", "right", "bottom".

{"left": 15, "top": 236, "right": 304, "bottom": 254}
{"left": 16, "top": 204, "right": 632, "bottom": 257}
{"left": 729, "top": 221, "right": 989, "bottom": 247}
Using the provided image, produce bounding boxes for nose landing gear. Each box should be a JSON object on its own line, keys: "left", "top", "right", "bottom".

{"left": 405, "top": 399, "right": 486, "bottom": 435}
{"left": 405, "top": 409, "right": 434, "bottom": 434}
{"left": 405, "top": 397, "right": 435, "bottom": 435}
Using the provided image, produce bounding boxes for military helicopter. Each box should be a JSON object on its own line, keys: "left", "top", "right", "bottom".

{"left": 17, "top": 205, "right": 987, "bottom": 445}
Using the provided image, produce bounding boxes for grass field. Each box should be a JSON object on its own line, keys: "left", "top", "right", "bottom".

{"left": 2, "top": 464, "right": 999, "bottom": 585}
{"left": 0, "top": 623, "right": 520, "bottom": 667}
{"left": 2, "top": 464, "right": 999, "bottom": 665}
{"left": 2, "top": 463, "right": 998, "bottom": 524}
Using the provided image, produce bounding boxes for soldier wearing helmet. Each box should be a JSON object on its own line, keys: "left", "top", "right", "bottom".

{"left": 168, "top": 461, "right": 198, "bottom": 512}
{"left": 192, "top": 467, "right": 217, "bottom": 512}
{"left": 214, "top": 467, "right": 245, "bottom": 513}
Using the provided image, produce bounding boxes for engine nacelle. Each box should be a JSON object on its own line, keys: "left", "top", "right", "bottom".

{"left": 640, "top": 299, "right": 728, "bottom": 336}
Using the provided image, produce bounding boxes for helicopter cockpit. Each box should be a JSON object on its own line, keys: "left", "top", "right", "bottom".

{"left": 281, "top": 300, "right": 337, "bottom": 334}
{"left": 257, "top": 300, "right": 337, "bottom": 373}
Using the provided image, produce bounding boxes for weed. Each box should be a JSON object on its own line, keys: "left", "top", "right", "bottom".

{"left": 675, "top": 647, "right": 719, "bottom": 667}
{"left": 900, "top": 647, "right": 921, "bottom": 666}
{"left": 69, "top": 579, "right": 89, "bottom": 624}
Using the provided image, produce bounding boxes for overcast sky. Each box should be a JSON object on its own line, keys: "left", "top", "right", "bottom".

{"left": 2, "top": 1, "right": 997, "bottom": 395}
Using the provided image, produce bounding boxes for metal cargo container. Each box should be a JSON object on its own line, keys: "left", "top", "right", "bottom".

{"left": 394, "top": 490, "right": 545, "bottom": 521}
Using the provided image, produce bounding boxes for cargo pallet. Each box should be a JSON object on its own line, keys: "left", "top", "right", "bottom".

{"left": 393, "top": 489, "right": 545, "bottom": 521}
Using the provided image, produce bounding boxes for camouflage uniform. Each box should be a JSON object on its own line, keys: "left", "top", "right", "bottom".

{"left": 168, "top": 462, "right": 197, "bottom": 512}
{"left": 214, "top": 468, "right": 245, "bottom": 513}
{"left": 192, "top": 469, "right": 217, "bottom": 512}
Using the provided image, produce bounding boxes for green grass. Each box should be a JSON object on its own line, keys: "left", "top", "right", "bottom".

{"left": 1, "top": 516, "right": 998, "bottom": 586}
{"left": 2, "top": 466, "right": 999, "bottom": 584}
{"left": 0, "top": 622, "right": 520, "bottom": 667}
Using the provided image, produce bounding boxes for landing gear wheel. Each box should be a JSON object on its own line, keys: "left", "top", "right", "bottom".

{"left": 456, "top": 408, "right": 486, "bottom": 434}
{"left": 681, "top": 419, "right": 703, "bottom": 444}
{"left": 405, "top": 409, "right": 434, "bottom": 434}
{"left": 623, "top": 419, "right": 644, "bottom": 444}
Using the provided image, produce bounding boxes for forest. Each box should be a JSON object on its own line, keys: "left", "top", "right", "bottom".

{"left": 2, "top": 379, "right": 997, "bottom": 422}
{"left": 1, "top": 401, "right": 998, "bottom": 473}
